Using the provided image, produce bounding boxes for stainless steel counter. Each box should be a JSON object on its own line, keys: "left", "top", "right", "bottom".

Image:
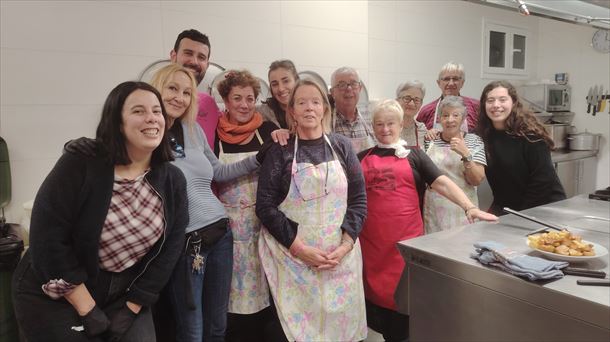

{"left": 396, "top": 195, "right": 610, "bottom": 341}
{"left": 551, "top": 149, "right": 598, "bottom": 163}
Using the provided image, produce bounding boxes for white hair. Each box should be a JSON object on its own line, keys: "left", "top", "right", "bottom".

{"left": 331, "top": 66, "right": 360, "bottom": 86}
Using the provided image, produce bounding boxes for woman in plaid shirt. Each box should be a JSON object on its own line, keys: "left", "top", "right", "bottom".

{"left": 11, "top": 81, "right": 188, "bottom": 341}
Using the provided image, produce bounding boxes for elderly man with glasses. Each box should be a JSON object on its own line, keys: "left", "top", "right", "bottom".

{"left": 329, "top": 67, "right": 376, "bottom": 152}
{"left": 417, "top": 62, "right": 479, "bottom": 136}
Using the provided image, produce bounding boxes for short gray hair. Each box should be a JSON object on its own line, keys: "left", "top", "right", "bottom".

{"left": 331, "top": 66, "right": 359, "bottom": 86}
{"left": 396, "top": 80, "right": 426, "bottom": 98}
{"left": 438, "top": 61, "right": 465, "bottom": 81}
{"left": 439, "top": 95, "right": 466, "bottom": 119}
{"left": 371, "top": 99, "right": 404, "bottom": 123}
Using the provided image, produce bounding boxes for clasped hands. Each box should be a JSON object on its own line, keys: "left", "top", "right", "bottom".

{"left": 289, "top": 236, "right": 354, "bottom": 270}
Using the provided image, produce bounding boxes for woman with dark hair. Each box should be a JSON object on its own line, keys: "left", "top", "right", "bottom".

{"left": 213, "top": 70, "right": 278, "bottom": 342}
{"left": 477, "top": 80, "right": 566, "bottom": 216}
{"left": 65, "top": 65, "right": 261, "bottom": 342}
{"left": 12, "top": 81, "right": 188, "bottom": 341}
{"left": 257, "top": 59, "right": 299, "bottom": 129}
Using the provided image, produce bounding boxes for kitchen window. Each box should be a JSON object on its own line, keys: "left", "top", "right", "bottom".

{"left": 482, "top": 21, "right": 529, "bottom": 78}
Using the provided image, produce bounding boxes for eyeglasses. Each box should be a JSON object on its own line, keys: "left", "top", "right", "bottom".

{"left": 398, "top": 96, "right": 422, "bottom": 105}
{"left": 439, "top": 76, "right": 463, "bottom": 83}
{"left": 334, "top": 81, "right": 361, "bottom": 90}
{"left": 169, "top": 136, "right": 185, "bottom": 158}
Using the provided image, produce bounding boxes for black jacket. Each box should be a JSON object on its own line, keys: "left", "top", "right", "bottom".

{"left": 28, "top": 152, "right": 188, "bottom": 306}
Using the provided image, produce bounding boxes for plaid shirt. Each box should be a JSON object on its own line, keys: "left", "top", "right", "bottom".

{"left": 42, "top": 171, "right": 165, "bottom": 299}
{"left": 332, "top": 108, "right": 374, "bottom": 140}
{"left": 98, "top": 171, "right": 165, "bottom": 272}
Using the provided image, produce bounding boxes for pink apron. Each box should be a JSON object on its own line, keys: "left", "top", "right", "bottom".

{"left": 259, "top": 135, "right": 367, "bottom": 341}
{"left": 423, "top": 140, "right": 477, "bottom": 234}
{"left": 217, "top": 130, "right": 270, "bottom": 314}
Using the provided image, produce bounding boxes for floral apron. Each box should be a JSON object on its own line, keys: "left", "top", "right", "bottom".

{"left": 423, "top": 140, "right": 477, "bottom": 234}
{"left": 217, "top": 130, "right": 270, "bottom": 314}
{"left": 259, "top": 135, "right": 367, "bottom": 342}
{"left": 360, "top": 150, "right": 423, "bottom": 310}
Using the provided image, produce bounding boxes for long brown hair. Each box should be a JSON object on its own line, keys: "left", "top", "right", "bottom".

{"left": 476, "top": 80, "right": 554, "bottom": 153}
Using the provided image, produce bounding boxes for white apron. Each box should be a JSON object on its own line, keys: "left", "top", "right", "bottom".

{"left": 423, "top": 139, "right": 478, "bottom": 234}
{"left": 259, "top": 135, "right": 367, "bottom": 342}
{"left": 218, "top": 130, "right": 270, "bottom": 314}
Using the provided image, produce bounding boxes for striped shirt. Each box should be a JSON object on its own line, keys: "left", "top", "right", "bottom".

{"left": 424, "top": 133, "right": 487, "bottom": 165}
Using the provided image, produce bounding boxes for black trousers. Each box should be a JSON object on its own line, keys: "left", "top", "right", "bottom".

{"left": 11, "top": 252, "right": 156, "bottom": 342}
{"left": 366, "top": 300, "right": 409, "bottom": 342}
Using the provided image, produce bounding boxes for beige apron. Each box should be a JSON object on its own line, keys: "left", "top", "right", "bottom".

{"left": 423, "top": 139, "right": 478, "bottom": 234}
{"left": 259, "top": 135, "right": 367, "bottom": 342}
{"left": 218, "top": 130, "right": 270, "bottom": 314}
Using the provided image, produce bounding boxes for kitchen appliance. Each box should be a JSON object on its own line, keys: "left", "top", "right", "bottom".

{"left": 543, "top": 123, "right": 570, "bottom": 149}
{"left": 567, "top": 131, "right": 601, "bottom": 151}
{"left": 518, "top": 83, "right": 571, "bottom": 112}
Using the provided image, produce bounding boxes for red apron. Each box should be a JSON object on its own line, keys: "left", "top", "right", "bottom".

{"left": 360, "top": 150, "right": 423, "bottom": 310}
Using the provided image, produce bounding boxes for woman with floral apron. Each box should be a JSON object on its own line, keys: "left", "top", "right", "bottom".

{"left": 256, "top": 79, "right": 368, "bottom": 342}
{"left": 423, "top": 96, "right": 487, "bottom": 234}
{"left": 358, "top": 99, "right": 498, "bottom": 342}
{"left": 214, "top": 70, "right": 280, "bottom": 342}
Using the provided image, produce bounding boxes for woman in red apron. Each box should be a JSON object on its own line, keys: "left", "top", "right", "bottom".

{"left": 256, "top": 79, "right": 368, "bottom": 341}
{"left": 358, "top": 99, "right": 498, "bottom": 342}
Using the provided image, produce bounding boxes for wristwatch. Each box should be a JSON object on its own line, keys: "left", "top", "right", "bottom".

{"left": 461, "top": 154, "right": 473, "bottom": 162}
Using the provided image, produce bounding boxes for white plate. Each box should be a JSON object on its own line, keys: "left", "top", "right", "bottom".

{"left": 526, "top": 240, "right": 608, "bottom": 262}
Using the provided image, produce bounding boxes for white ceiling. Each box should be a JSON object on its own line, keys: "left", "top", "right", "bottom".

{"left": 470, "top": 0, "right": 610, "bottom": 29}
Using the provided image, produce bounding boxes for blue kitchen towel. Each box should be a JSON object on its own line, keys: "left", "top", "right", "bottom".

{"left": 471, "top": 241, "right": 569, "bottom": 281}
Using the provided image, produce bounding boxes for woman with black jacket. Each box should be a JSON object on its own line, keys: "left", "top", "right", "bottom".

{"left": 11, "top": 81, "right": 188, "bottom": 341}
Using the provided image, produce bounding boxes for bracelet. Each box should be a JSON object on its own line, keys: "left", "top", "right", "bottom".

{"left": 464, "top": 206, "right": 478, "bottom": 215}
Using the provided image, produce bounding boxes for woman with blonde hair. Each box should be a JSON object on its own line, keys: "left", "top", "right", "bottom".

{"left": 256, "top": 78, "right": 367, "bottom": 341}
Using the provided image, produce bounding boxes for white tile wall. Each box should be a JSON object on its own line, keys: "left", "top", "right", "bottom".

{"left": 1, "top": 0, "right": 608, "bottom": 223}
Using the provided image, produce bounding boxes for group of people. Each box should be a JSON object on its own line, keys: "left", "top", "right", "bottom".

{"left": 11, "top": 28, "right": 566, "bottom": 342}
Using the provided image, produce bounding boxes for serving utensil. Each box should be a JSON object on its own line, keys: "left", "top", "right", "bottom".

{"left": 577, "top": 279, "right": 610, "bottom": 286}
{"left": 563, "top": 267, "right": 606, "bottom": 278}
{"left": 503, "top": 207, "right": 566, "bottom": 235}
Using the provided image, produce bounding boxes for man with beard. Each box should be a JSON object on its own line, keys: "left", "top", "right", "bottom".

{"left": 329, "top": 66, "right": 376, "bottom": 153}
{"left": 170, "top": 29, "right": 222, "bottom": 148}
{"left": 417, "top": 61, "right": 479, "bottom": 135}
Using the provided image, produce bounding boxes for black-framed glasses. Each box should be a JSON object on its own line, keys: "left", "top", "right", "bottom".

{"left": 439, "top": 76, "right": 462, "bottom": 83}
{"left": 398, "top": 95, "right": 422, "bottom": 105}
{"left": 334, "top": 81, "right": 361, "bottom": 90}
{"left": 169, "top": 136, "right": 185, "bottom": 158}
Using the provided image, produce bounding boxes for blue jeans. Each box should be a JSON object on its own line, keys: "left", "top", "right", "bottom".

{"left": 168, "top": 228, "right": 233, "bottom": 342}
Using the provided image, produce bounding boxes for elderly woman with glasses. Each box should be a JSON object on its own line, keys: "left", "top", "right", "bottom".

{"left": 423, "top": 96, "right": 487, "bottom": 234}
{"left": 358, "top": 99, "right": 496, "bottom": 342}
{"left": 396, "top": 80, "right": 429, "bottom": 147}
{"left": 256, "top": 79, "right": 368, "bottom": 342}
